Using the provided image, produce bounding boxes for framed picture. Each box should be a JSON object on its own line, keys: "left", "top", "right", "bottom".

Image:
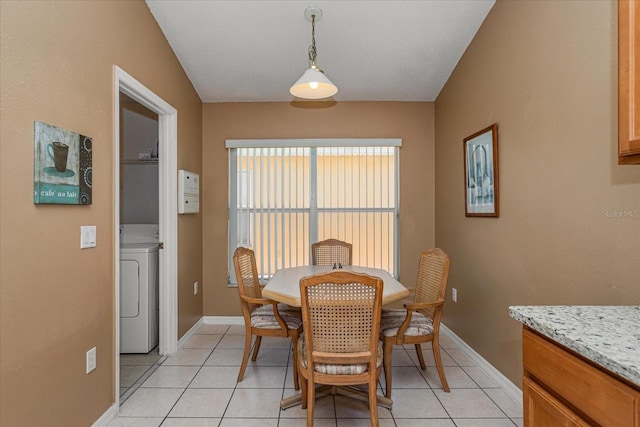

{"left": 463, "top": 123, "right": 499, "bottom": 217}
{"left": 34, "top": 121, "right": 92, "bottom": 205}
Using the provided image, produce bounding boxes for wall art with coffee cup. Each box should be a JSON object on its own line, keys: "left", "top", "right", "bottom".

{"left": 34, "top": 121, "right": 92, "bottom": 204}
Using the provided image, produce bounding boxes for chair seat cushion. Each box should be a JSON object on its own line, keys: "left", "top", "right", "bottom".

{"left": 251, "top": 304, "right": 302, "bottom": 329}
{"left": 298, "top": 338, "right": 383, "bottom": 375}
{"left": 379, "top": 309, "right": 434, "bottom": 337}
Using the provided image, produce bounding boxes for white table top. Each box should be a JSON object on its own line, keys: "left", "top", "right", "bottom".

{"left": 263, "top": 265, "right": 410, "bottom": 307}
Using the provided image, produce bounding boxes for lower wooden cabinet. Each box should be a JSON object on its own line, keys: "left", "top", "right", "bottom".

{"left": 523, "top": 376, "right": 591, "bottom": 427}
{"left": 522, "top": 327, "right": 640, "bottom": 426}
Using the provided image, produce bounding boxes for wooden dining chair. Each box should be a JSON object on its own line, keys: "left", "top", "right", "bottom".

{"left": 379, "top": 248, "right": 451, "bottom": 397}
{"left": 233, "top": 247, "right": 303, "bottom": 390}
{"left": 298, "top": 271, "right": 383, "bottom": 427}
{"left": 311, "top": 238, "right": 352, "bottom": 266}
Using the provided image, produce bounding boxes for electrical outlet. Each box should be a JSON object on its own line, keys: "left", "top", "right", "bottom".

{"left": 452, "top": 288, "right": 458, "bottom": 303}
{"left": 194, "top": 281, "right": 198, "bottom": 295}
{"left": 86, "top": 347, "right": 96, "bottom": 374}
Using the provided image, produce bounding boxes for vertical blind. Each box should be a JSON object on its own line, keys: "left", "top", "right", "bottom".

{"left": 227, "top": 139, "right": 401, "bottom": 283}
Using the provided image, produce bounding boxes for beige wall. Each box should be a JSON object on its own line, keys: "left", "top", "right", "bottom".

{"left": 202, "top": 102, "right": 435, "bottom": 315}
{"left": 435, "top": 0, "right": 640, "bottom": 387}
{"left": 0, "top": 1, "right": 202, "bottom": 425}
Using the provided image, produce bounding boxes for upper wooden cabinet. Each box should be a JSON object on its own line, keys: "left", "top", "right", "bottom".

{"left": 619, "top": 0, "right": 640, "bottom": 164}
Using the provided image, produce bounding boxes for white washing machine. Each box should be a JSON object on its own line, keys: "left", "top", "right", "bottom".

{"left": 120, "top": 224, "right": 159, "bottom": 354}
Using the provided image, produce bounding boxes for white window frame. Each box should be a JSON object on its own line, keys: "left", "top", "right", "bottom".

{"left": 226, "top": 138, "right": 401, "bottom": 284}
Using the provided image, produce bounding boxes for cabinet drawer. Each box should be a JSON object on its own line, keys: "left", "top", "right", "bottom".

{"left": 523, "top": 376, "right": 591, "bottom": 427}
{"left": 523, "top": 328, "right": 640, "bottom": 426}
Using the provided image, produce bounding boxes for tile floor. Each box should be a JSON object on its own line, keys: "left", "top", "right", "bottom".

{"left": 110, "top": 324, "right": 523, "bottom": 426}
{"left": 120, "top": 347, "right": 164, "bottom": 401}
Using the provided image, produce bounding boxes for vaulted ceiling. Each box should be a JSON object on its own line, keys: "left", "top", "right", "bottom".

{"left": 146, "top": 1, "right": 495, "bottom": 102}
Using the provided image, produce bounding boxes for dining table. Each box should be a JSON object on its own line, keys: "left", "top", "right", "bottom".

{"left": 262, "top": 264, "right": 410, "bottom": 410}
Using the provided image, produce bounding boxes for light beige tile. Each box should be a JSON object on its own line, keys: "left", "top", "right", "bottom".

{"left": 236, "top": 366, "right": 287, "bottom": 389}
{"left": 284, "top": 362, "right": 298, "bottom": 389}
{"left": 110, "top": 323, "right": 526, "bottom": 426}
{"left": 247, "top": 348, "right": 290, "bottom": 366}
{"left": 337, "top": 418, "right": 396, "bottom": 426}
{"left": 120, "top": 365, "right": 151, "bottom": 387}
{"left": 279, "top": 418, "right": 335, "bottom": 427}
{"left": 408, "top": 346, "right": 458, "bottom": 367}
{"left": 444, "top": 348, "right": 475, "bottom": 367}
{"left": 279, "top": 390, "right": 335, "bottom": 419}
{"left": 216, "top": 334, "right": 249, "bottom": 349}
{"left": 219, "top": 418, "right": 278, "bottom": 427}
{"left": 453, "top": 419, "right": 516, "bottom": 427}
{"left": 183, "top": 334, "right": 223, "bottom": 349}
{"left": 395, "top": 420, "right": 455, "bottom": 427}
{"left": 163, "top": 348, "right": 211, "bottom": 366}
{"left": 141, "top": 366, "right": 199, "bottom": 388}
{"left": 190, "top": 366, "right": 240, "bottom": 388}
{"left": 107, "top": 417, "right": 163, "bottom": 427}
{"left": 380, "top": 366, "right": 429, "bottom": 389}
{"left": 205, "top": 348, "right": 245, "bottom": 366}
{"left": 118, "top": 387, "right": 183, "bottom": 417}
{"left": 226, "top": 324, "right": 246, "bottom": 335}
{"left": 388, "top": 389, "right": 449, "bottom": 418}
{"left": 484, "top": 388, "right": 523, "bottom": 418}
{"left": 389, "top": 348, "right": 416, "bottom": 366}
{"left": 421, "top": 365, "right": 478, "bottom": 389}
{"left": 225, "top": 388, "right": 283, "bottom": 418}
{"left": 161, "top": 419, "right": 220, "bottom": 427}
{"left": 168, "top": 388, "right": 234, "bottom": 418}
{"left": 254, "top": 336, "right": 292, "bottom": 349}
{"left": 434, "top": 388, "right": 504, "bottom": 418}
{"left": 334, "top": 394, "right": 392, "bottom": 419}
{"left": 462, "top": 366, "right": 500, "bottom": 388}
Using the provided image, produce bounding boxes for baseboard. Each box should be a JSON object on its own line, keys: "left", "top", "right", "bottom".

{"left": 203, "top": 315, "right": 244, "bottom": 325}
{"left": 91, "top": 403, "right": 118, "bottom": 427}
{"left": 177, "top": 317, "right": 204, "bottom": 348}
{"left": 440, "top": 323, "right": 522, "bottom": 403}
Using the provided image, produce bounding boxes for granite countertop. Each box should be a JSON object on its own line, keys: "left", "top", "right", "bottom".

{"left": 509, "top": 305, "right": 640, "bottom": 387}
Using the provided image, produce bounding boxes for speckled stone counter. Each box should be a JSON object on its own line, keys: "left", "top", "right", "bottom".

{"left": 509, "top": 305, "right": 640, "bottom": 387}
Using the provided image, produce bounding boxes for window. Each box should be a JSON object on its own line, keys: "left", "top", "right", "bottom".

{"left": 227, "top": 139, "right": 401, "bottom": 283}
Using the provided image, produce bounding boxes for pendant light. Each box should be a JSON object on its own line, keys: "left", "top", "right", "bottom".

{"left": 289, "top": 7, "right": 338, "bottom": 100}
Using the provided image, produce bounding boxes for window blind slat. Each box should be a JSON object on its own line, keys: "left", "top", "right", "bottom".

{"left": 228, "top": 142, "right": 399, "bottom": 281}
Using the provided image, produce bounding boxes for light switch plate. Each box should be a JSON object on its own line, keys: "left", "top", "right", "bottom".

{"left": 86, "top": 347, "right": 96, "bottom": 373}
{"left": 80, "top": 226, "right": 96, "bottom": 249}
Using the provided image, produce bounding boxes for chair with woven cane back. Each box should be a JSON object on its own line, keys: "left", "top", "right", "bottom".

{"left": 233, "top": 247, "right": 303, "bottom": 390}
{"left": 379, "top": 248, "right": 451, "bottom": 398}
{"left": 311, "top": 238, "right": 352, "bottom": 267}
{"left": 298, "top": 270, "right": 383, "bottom": 427}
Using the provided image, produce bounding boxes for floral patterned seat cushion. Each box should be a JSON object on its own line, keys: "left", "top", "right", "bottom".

{"left": 250, "top": 304, "right": 302, "bottom": 329}
{"left": 379, "top": 309, "right": 434, "bottom": 337}
{"left": 298, "top": 338, "right": 383, "bottom": 375}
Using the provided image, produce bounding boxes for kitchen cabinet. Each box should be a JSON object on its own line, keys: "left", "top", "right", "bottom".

{"left": 619, "top": 0, "right": 640, "bottom": 164}
{"left": 522, "top": 327, "right": 640, "bottom": 426}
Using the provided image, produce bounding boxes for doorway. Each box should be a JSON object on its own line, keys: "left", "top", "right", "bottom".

{"left": 114, "top": 66, "right": 178, "bottom": 408}
{"left": 118, "top": 93, "right": 159, "bottom": 400}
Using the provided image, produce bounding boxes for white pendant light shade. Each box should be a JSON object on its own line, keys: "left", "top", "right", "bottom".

{"left": 290, "top": 7, "right": 338, "bottom": 100}
{"left": 290, "top": 66, "right": 338, "bottom": 99}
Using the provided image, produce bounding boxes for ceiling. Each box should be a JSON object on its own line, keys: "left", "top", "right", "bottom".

{"left": 145, "top": 1, "right": 495, "bottom": 103}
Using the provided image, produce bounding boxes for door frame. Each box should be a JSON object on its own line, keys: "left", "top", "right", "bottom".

{"left": 113, "top": 66, "right": 178, "bottom": 407}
